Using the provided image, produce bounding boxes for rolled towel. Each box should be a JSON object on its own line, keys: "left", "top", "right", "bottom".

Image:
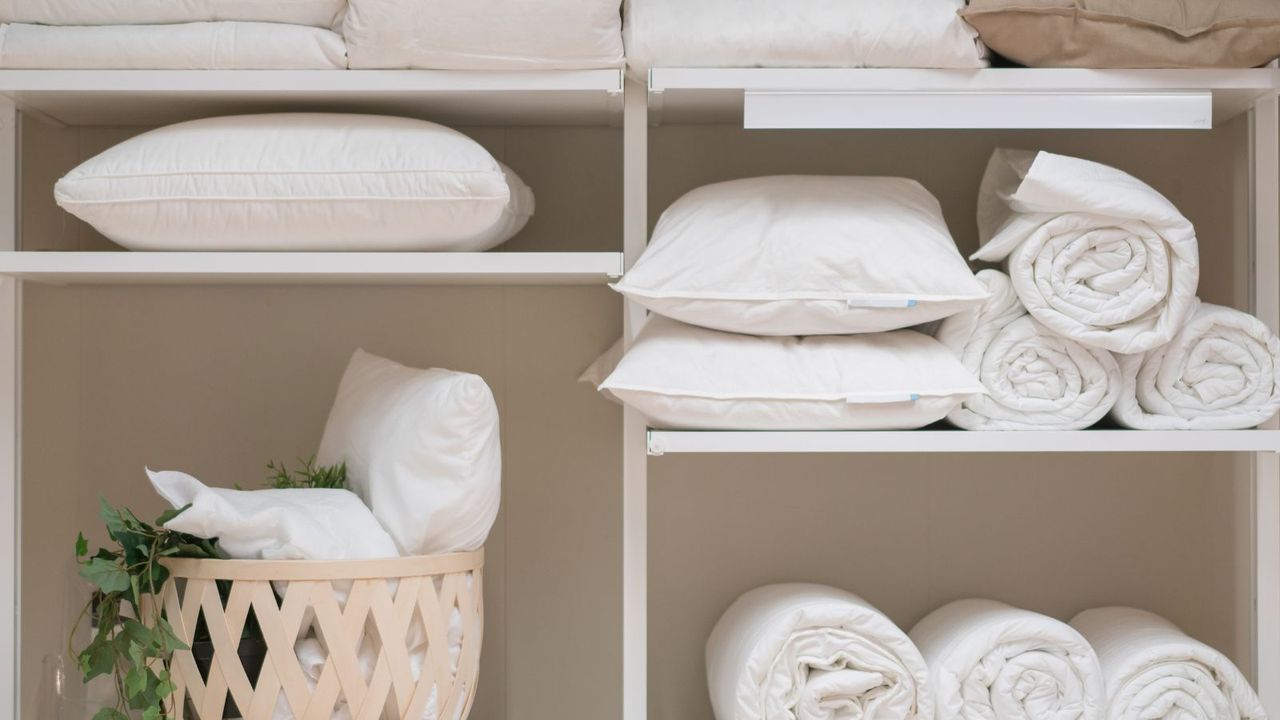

{"left": 706, "top": 583, "right": 931, "bottom": 720}
{"left": 1111, "top": 302, "right": 1280, "bottom": 429}
{"left": 937, "top": 269, "right": 1120, "bottom": 430}
{"left": 910, "top": 599, "right": 1103, "bottom": 720}
{"left": 972, "top": 149, "right": 1199, "bottom": 355}
{"left": 1070, "top": 607, "right": 1265, "bottom": 720}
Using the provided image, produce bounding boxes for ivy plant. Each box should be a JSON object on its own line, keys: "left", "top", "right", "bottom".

{"left": 263, "top": 456, "right": 348, "bottom": 490}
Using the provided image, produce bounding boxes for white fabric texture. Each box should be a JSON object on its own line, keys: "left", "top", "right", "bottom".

{"left": 909, "top": 599, "right": 1103, "bottom": 720}
{"left": 345, "top": 0, "right": 624, "bottom": 70}
{"left": 316, "top": 349, "right": 501, "bottom": 557}
{"left": 0, "top": 22, "right": 346, "bottom": 69}
{"left": 147, "top": 469, "right": 399, "bottom": 562}
{"left": 936, "top": 269, "right": 1121, "bottom": 430}
{"left": 1111, "top": 302, "right": 1280, "bottom": 429}
{"left": 972, "top": 149, "right": 1199, "bottom": 355}
{"left": 706, "top": 583, "right": 932, "bottom": 720}
{"left": 599, "top": 315, "right": 984, "bottom": 430}
{"left": 624, "top": 0, "right": 987, "bottom": 75}
{"left": 0, "top": 0, "right": 344, "bottom": 28}
{"left": 613, "top": 176, "right": 989, "bottom": 336}
{"left": 1069, "top": 607, "right": 1265, "bottom": 720}
{"left": 468, "top": 162, "right": 536, "bottom": 252}
{"left": 55, "top": 113, "right": 515, "bottom": 252}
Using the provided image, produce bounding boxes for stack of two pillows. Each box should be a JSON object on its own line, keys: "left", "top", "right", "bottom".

{"left": 589, "top": 175, "right": 992, "bottom": 431}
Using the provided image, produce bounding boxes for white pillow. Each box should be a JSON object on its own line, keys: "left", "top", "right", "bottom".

{"left": 599, "top": 316, "right": 985, "bottom": 430}
{"left": 316, "top": 349, "right": 501, "bottom": 556}
{"left": 613, "top": 176, "right": 989, "bottom": 336}
{"left": 0, "top": 0, "right": 345, "bottom": 28}
{"left": 466, "top": 162, "right": 536, "bottom": 252}
{"left": 147, "top": 469, "right": 399, "bottom": 562}
{"left": 344, "top": 0, "right": 624, "bottom": 70}
{"left": 54, "top": 113, "right": 517, "bottom": 252}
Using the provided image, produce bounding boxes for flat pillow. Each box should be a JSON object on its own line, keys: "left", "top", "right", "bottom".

{"left": 613, "top": 176, "right": 989, "bottom": 336}
{"left": 0, "top": 0, "right": 345, "bottom": 28}
{"left": 599, "top": 316, "right": 985, "bottom": 430}
{"left": 54, "top": 114, "right": 517, "bottom": 252}
{"left": 316, "top": 349, "right": 501, "bottom": 557}
{"left": 961, "top": 0, "right": 1280, "bottom": 68}
{"left": 344, "top": 0, "right": 624, "bottom": 70}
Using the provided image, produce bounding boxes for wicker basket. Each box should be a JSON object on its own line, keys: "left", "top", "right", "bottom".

{"left": 155, "top": 551, "right": 484, "bottom": 720}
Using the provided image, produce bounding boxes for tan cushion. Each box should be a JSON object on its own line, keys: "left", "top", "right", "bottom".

{"left": 961, "top": 0, "right": 1280, "bottom": 68}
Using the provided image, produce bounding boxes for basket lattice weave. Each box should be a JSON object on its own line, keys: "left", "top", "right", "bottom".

{"left": 156, "top": 551, "right": 484, "bottom": 720}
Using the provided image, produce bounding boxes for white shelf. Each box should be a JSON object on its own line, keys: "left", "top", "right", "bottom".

{"left": 646, "top": 429, "right": 1280, "bottom": 455}
{"left": 648, "top": 67, "right": 1280, "bottom": 127}
{"left": 0, "top": 68, "right": 625, "bottom": 126}
{"left": 0, "top": 251, "right": 624, "bottom": 285}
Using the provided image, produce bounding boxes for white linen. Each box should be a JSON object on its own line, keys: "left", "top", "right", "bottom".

{"left": 1070, "top": 607, "right": 1265, "bottom": 720}
{"left": 55, "top": 114, "right": 516, "bottom": 252}
{"left": 1111, "top": 302, "right": 1280, "bottom": 429}
{"left": 972, "top": 149, "right": 1199, "bottom": 355}
{"left": 707, "top": 583, "right": 931, "bottom": 720}
{"left": 936, "top": 269, "right": 1120, "bottom": 430}
{"left": 599, "top": 315, "right": 985, "bottom": 430}
{"left": 910, "top": 599, "right": 1103, "bottom": 720}
{"left": 0, "top": 22, "right": 346, "bottom": 69}
{"left": 0, "top": 0, "right": 344, "bottom": 28}
{"left": 345, "top": 0, "right": 624, "bottom": 70}
{"left": 614, "top": 176, "right": 989, "bottom": 336}
{"left": 316, "top": 349, "right": 501, "bottom": 556}
{"left": 624, "top": 0, "right": 987, "bottom": 75}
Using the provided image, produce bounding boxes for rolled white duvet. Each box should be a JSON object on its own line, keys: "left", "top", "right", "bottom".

{"left": 707, "top": 583, "right": 931, "bottom": 720}
{"left": 1111, "top": 302, "right": 1280, "bottom": 429}
{"left": 972, "top": 149, "right": 1199, "bottom": 355}
{"left": 910, "top": 599, "right": 1103, "bottom": 720}
{"left": 936, "top": 269, "right": 1120, "bottom": 430}
{"left": 1070, "top": 607, "right": 1265, "bottom": 720}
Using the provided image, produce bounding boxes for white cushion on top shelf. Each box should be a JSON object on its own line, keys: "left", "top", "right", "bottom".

{"left": 0, "top": 0, "right": 346, "bottom": 28}
{"left": 54, "top": 113, "right": 534, "bottom": 252}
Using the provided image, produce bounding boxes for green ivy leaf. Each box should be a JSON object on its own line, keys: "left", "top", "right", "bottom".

{"left": 141, "top": 706, "right": 162, "bottom": 720}
{"left": 80, "top": 640, "right": 115, "bottom": 681}
{"left": 155, "top": 503, "right": 190, "bottom": 526}
{"left": 92, "top": 708, "right": 128, "bottom": 720}
{"left": 124, "top": 666, "right": 147, "bottom": 699}
{"left": 75, "top": 532, "right": 88, "bottom": 559}
{"left": 97, "top": 497, "right": 126, "bottom": 539}
{"left": 78, "top": 558, "right": 130, "bottom": 593}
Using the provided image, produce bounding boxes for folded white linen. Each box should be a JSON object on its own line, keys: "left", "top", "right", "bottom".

{"left": 1111, "top": 302, "right": 1280, "bottom": 429}
{"left": 707, "top": 583, "right": 931, "bottom": 720}
{"left": 910, "top": 599, "right": 1103, "bottom": 720}
{"left": 0, "top": 22, "right": 347, "bottom": 69}
{"left": 0, "top": 0, "right": 345, "bottom": 28}
{"left": 972, "top": 149, "right": 1199, "bottom": 355}
{"left": 1069, "top": 607, "right": 1265, "bottom": 720}
{"left": 936, "top": 269, "right": 1121, "bottom": 430}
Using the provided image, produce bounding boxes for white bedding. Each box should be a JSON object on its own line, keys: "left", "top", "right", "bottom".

{"left": 1111, "top": 302, "right": 1280, "bottom": 430}
{"left": 0, "top": 22, "right": 347, "bottom": 69}
{"left": 0, "top": 0, "right": 345, "bottom": 28}
{"left": 1069, "top": 607, "right": 1265, "bottom": 720}
{"left": 624, "top": 0, "right": 987, "bottom": 75}
{"left": 936, "top": 269, "right": 1120, "bottom": 430}
{"left": 910, "top": 599, "right": 1103, "bottom": 720}
{"left": 973, "top": 149, "right": 1199, "bottom": 355}
{"left": 707, "top": 583, "right": 931, "bottom": 720}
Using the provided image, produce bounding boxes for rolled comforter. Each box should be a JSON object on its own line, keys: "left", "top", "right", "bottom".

{"left": 706, "top": 583, "right": 931, "bottom": 720}
{"left": 1070, "top": 607, "right": 1265, "bottom": 720}
{"left": 972, "top": 149, "right": 1199, "bottom": 355}
{"left": 936, "top": 269, "right": 1120, "bottom": 430}
{"left": 909, "top": 599, "right": 1103, "bottom": 720}
{"left": 1111, "top": 302, "right": 1280, "bottom": 429}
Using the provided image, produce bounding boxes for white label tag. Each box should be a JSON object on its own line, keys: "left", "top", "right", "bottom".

{"left": 846, "top": 294, "right": 918, "bottom": 309}
{"left": 845, "top": 392, "right": 920, "bottom": 404}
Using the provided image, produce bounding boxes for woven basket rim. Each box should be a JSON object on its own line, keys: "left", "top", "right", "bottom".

{"left": 160, "top": 549, "right": 483, "bottom": 581}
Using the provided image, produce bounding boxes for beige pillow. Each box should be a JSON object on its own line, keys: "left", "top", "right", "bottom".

{"left": 961, "top": 0, "right": 1280, "bottom": 68}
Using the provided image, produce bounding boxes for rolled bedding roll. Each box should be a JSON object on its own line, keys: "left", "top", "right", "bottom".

{"left": 910, "top": 599, "right": 1103, "bottom": 720}
{"left": 1111, "top": 302, "right": 1280, "bottom": 430}
{"left": 972, "top": 149, "right": 1199, "bottom": 355}
{"left": 936, "top": 269, "right": 1120, "bottom": 430}
{"left": 707, "top": 583, "right": 931, "bottom": 720}
{"left": 1070, "top": 607, "right": 1265, "bottom": 720}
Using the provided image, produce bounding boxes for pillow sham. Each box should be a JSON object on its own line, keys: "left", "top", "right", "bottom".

{"left": 0, "top": 0, "right": 346, "bottom": 28}
{"left": 613, "top": 176, "right": 989, "bottom": 336}
{"left": 316, "top": 349, "right": 501, "bottom": 556}
{"left": 55, "top": 114, "right": 519, "bottom": 252}
{"left": 599, "top": 316, "right": 985, "bottom": 430}
{"left": 961, "top": 0, "right": 1280, "bottom": 68}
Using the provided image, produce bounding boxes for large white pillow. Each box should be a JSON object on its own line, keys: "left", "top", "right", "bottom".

{"left": 0, "top": 0, "right": 346, "bottom": 28}
{"left": 613, "top": 176, "right": 989, "bottom": 336}
{"left": 345, "top": 0, "right": 624, "bottom": 70}
{"left": 599, "top": 316, "right": 985, "bottom": 430}
{"left": 316, "top": 350, "right": 501, "bottom": 557}
{"left": 54, "top": 114, "right": 519, "bottom": 252}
